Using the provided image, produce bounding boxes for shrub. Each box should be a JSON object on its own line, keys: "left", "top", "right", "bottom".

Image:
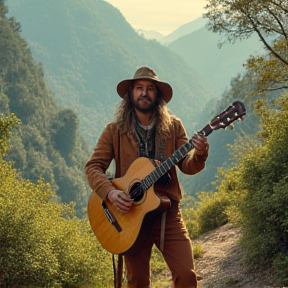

{"left": 273, "top": 254, "right": 288, "bottom": 286}
{"left": 196, "top": 191, "right": 230, "bottom": 236}
{"left": 0, "top": 158, "right": 113, "bottom": 287}
{"left": 220, "top": 95, "right": 288, "bottom": 286}
{"left": 193, "top": 243, "right": 204, "bottom": 259}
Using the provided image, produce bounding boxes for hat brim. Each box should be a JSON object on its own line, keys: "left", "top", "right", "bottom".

{"left": 117, "top": 78, "right": 173, "bottom": 104}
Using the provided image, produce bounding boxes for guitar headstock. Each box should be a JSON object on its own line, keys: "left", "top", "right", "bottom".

{"left": 210, "top": 101, "right": 246, "bottom": 131}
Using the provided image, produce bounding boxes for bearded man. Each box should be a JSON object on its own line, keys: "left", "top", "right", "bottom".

{"left": 85, "top": 66, "right": 209, "bottom": 288}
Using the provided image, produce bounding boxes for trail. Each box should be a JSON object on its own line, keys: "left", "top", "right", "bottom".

{"left": 194, "top": 224, "right": 283, "bottom": 288}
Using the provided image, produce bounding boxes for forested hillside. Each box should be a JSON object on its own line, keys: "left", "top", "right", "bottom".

{"left": 7, "top": 0, "right": 211, "bottom": 147}
{"left": 0, "top": 1, "right": 90, "bottom": 215}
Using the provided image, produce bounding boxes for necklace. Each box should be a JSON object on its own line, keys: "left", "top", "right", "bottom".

{"left": 133, "top": 113, "right": 156, "bottom": 158}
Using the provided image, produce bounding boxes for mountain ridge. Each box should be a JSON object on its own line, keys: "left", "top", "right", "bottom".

{"left": 160, "top": 17, "right": 208, "bottom": 45}
{"left": 168, "top": 26, "right": 265, "bottom": 96}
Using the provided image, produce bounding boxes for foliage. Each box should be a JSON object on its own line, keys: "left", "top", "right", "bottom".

{"left": 196, "top": 191, "right": 229, "bottom": 236}
{"left": 0, "top": 0, "right": 8, "bottom": 17}
{"left": 182, "top": 190, "right": 230, "bottom": 239}
{"left": 180, "top": 195, "right": 197, "bottom": 210}
{"left": 0, "top": 0, "right": 91, "bottom": 213}
{"left": 0, "top": 157, "right": 114, "bottom": 287}
{"left": 273, "top": 254, "right": 288, "bottom": 286}
{"left": 204, "top": 0, "right": 288, "bottom": 66}
{"left": 0, "top": 113, "right": 20, "bottom": 156}
{"left": 0, "top": 108, "right": 113, "bottom": 288}
{"left": 215, "top": 94, "right": 288, "bottom": 285}
{"left": 246, "top": 38, "right": 288, "bottom": 93}
{"left": 50, "top": 109, "right": 78, "bottom": 164}
{"left": 182, "top": 207, "right": 198, "bottom": 240}
{"left": 193, "top": 243, "right": 205, "bottom": 259}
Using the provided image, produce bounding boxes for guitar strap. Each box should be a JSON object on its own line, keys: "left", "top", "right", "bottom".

{"left": 112, "top": 254, "right": 123, "bottom": 288}
{"left": 160, "top": 211, "right": 167, "bottom": 251}
{"left": 159, "top": 137, "right": 167, "bottom": 252}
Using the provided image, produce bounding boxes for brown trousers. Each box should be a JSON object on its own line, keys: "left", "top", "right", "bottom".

{"left": 124, "top": 201, "right": 198, "bottom": 288}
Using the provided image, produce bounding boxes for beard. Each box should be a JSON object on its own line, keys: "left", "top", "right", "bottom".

{"left": 132, "top": 95, "right": 157, "bottom": 113}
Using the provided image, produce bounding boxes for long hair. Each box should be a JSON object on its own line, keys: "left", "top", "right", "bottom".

{"left": 114, "top": 87, "right": 173, "bottom": 138}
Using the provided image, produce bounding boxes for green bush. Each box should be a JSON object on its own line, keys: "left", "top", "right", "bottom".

{"left": 0, "top": 158, "right": 113, "bottom": 287}
{"left": 217, "top": 95, "right": 288, "bottom": 286}
{"left": 182, "top": 207, "right": 199, "bottom": 239}
{"left": 273, "top": 254, "right": 288, "bottom": 286}
{"left": 182, "top": 190, "right": 230, "bottom": 239}
{"left": 196, "top": 191, "right": 229, "bottom": 235}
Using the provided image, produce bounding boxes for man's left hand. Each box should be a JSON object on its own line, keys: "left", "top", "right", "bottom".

{"left": 191, "top": 134, "right": 209, "bottom": 155}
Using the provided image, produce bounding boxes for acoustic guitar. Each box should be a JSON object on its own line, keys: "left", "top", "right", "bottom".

{"left": 88, "top": 101, "right": 246, "bottom": 255}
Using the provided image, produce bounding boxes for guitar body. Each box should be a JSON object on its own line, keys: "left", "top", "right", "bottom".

{"left": 87, "top": 157, "right": 171, "bottom": 255}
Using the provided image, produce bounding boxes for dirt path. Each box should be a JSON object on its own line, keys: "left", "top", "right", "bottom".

{"left": 194, "top": 224, "right": 284, "bottom": 288}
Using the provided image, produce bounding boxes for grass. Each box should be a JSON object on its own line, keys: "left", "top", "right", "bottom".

{"left": 193, "top": 243, "right": 205, "bottom": 259}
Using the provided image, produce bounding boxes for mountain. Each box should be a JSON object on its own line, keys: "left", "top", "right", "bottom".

{"left": 135, "top": 17, "right": 207, "bottom": 44}
{"left": 7, "top": 0, "right": 211, "bottom": 147}
{"left": 168, "top": 26, "right": 265, "bottom": 96}
{"left": 136, "top": 29, "right": 164, "bottom": 41}
{"left": 160, "top": 17, "right": 207, "bottom": 45}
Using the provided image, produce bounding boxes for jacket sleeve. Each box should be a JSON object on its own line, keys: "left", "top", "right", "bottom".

{"left": 174, "top": 118, "right": 209, "bottom": 175}
{"left": 84, "top": 123, "right": 117, "bottom": 200}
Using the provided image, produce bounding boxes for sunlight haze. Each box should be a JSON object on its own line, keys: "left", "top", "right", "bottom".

{"left": 105, "top": 0, "right": 207, "bottom": 35}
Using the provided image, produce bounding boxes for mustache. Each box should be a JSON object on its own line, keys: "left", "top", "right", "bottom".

{"left": 139, "top": 95, "right": 152, "bottom": 102}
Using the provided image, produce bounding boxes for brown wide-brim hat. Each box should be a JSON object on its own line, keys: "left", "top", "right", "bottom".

{"left": 116, "top": 67, "right": 173, "bottom": 103}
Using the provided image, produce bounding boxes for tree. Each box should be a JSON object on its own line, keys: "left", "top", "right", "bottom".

{"left": 0, "top": 0, "right": 8, "bottom": 18}
{"left": 0, "top": 113, "right": 20, "bottom": 156}
{"left": 204, "top": 0, "right": 288, "bottom": 66}
{"left": 245, "top": 40, "right": 288, "bottom": 93}
{"left": 50, "top": 109, "right": 78, "bottom": 163}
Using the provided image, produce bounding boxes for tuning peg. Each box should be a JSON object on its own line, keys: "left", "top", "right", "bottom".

{"left": 225, "top": 124, "right": 234, "bottom": 130}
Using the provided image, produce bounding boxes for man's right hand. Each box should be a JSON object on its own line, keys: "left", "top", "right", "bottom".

{"left": 107, "top": 190, "right": 133, "bottom": 212}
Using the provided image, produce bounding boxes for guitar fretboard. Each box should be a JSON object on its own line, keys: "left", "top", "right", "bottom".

{"left": 140, "top": 123, "right": 215, "bottom": 191}
{"left": 141, "top": 141, "right": 194, "bottom": 191}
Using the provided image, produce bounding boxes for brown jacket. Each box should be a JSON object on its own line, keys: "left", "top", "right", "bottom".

{"left": 85, "top": 116, "right": 208, "bottom": 202}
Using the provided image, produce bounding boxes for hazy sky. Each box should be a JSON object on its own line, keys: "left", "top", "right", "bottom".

{"left": 105, "top": 0, "right": 207, "bottom": 35}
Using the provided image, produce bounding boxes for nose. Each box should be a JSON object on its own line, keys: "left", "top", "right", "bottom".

{"left": 141, "top": 86, "right": 148, "bottom": 95}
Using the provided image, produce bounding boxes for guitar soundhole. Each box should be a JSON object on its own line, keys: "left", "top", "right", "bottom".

{"left": 129, "top": 182, "right": 144, "bottom": 203}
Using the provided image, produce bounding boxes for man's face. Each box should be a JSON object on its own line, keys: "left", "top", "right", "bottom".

{"left": 131, "top": 80, "right": 158, "bottom": 113}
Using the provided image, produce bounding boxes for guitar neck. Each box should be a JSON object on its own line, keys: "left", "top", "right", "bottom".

{"left": 141, "top": 124, "right": 213, "bottom": 191}
{"left": 199, "top": 124, "right": 214, "bottom": 137}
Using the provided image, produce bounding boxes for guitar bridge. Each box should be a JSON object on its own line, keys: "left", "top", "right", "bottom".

{"left": 102, "top": 201, "right": 122, "bottom": 232}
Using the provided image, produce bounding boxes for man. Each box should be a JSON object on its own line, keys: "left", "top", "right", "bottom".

{"left": 85, "top": 67, "right": 209, "bottom": 288}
